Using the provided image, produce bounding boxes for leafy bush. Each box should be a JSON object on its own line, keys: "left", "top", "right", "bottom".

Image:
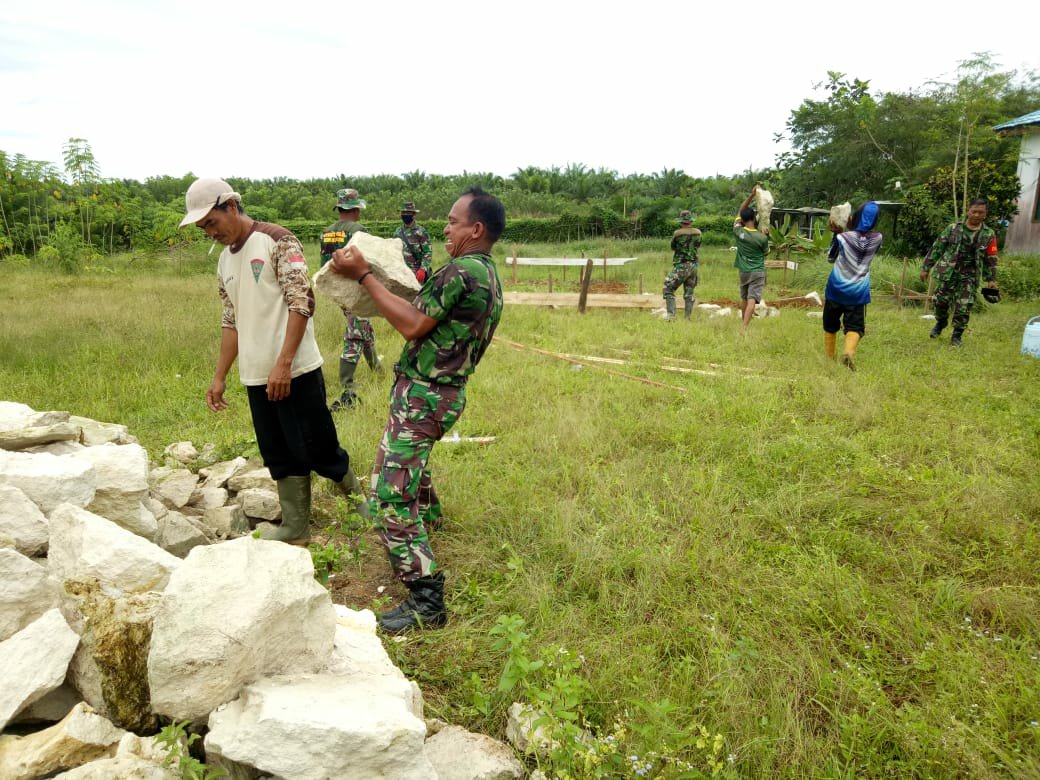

{"left": 998, "top": 254, "right": 1040, "bottom": 299}
{"left": 44, "top": 220, "right": 88, "bottom": 273}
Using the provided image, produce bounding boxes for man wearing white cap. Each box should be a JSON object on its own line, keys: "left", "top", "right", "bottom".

{"left": 180, "top": 177, "right": 367, "bottom": 544}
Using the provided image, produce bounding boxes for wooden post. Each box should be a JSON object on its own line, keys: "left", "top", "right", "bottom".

{"left": 563, "top": 266, "right": 567, "bottom": 284}
{"left": 603, "top": 249, "right": 608, "bottom": 282}
{"left": 548, "top": 273, "right": 553, "bottom": 293}
{"left": 511, "top": 245, "right": 517, "bottom": 285}
{"left": 577, "top": 258, "right": 594, "bottom": 313}
{"left": 639, "top": 273, "right": 644, "bottom": 295}
{"left": 897, "top": 257, "right": 908, "bottom": 307}
{"left": 783, "top": 246, "right": 790, "bottom": 286}
{"left": 925, "top": 274, "right": 935, "bottom": 313}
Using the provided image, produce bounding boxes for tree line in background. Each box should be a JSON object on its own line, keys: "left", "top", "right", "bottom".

{"left": 1, "top": 54, "right": 1036, "bottom": 271}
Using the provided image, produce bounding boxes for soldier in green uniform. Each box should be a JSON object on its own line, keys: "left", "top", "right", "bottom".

{"left": 394, "top": 201, "right": 433, "bottom": 283}
{"left": 319, "top": 188, "right": 381, "bottom": 410}
{"left": 329, "top": 187, "right": 504, "bottom": 633}
{"left": 919, "top": 198, "right": 1000, "bottom": 346}
{"left": 663, "top": 209, "right": 701, "bottom": 320}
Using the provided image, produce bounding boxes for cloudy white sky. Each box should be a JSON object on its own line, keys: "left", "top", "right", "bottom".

{"left": 2, "top": 0, "right": 1037, "bottom": 183}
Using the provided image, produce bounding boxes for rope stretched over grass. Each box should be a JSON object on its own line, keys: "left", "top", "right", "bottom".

{"left": 494, "top": 337, "right": 688, "bottom": 393}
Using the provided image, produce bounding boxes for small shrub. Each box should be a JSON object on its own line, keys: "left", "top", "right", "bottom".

{"left": 155, "top": 720, "right": 226, "bottom": 780}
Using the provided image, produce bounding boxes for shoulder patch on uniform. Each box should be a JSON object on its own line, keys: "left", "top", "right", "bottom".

{"left": 250, "top": 258, "right": 264, "bottom": 282}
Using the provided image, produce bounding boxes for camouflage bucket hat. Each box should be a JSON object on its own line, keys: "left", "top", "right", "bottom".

{"left": 400, "top": 201, "right": 419, "bottom": 214}
{"left": 335, "top": 188, "right": 367, "bottom": 211}
{"left": 678, "top": 209, "right": 693, "bottom": 223}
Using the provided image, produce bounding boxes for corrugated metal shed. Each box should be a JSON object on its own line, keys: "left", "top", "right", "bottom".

{"left": 994, "top": 110, "right": 1040, "bottom": 133}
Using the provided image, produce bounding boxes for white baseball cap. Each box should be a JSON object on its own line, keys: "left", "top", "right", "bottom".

{"left": 180, "top": 178, "right": 241, "bottom": 227}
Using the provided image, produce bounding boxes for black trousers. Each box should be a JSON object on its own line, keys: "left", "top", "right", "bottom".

{"left": 246, "top": 368, "right": 351, "bottom": 482}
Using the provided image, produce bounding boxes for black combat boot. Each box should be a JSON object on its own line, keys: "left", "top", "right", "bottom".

{"left": 951, "top": 330, "right": 964, "bottom": 347}
{"left": 378, "top": 572, "right": 447, "bottom": 633}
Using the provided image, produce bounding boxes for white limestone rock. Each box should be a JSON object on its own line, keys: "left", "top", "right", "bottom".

{"left": 0, "top": 401, "right": 37, "bottom": 431}
{"left": 68, "top": 416, "right": 136, "bottom": 446}
{"left": 226, "top": 467, "right": 276, "bottom": 493}
{"left": 829, "top": 201, "right": 852, "bottom": 232}
{"left": 0, "top": 548, "right": 58, "bottom": 641}
{"left": 0, "top": 484, "right": 49, "bottom": 556}
{"left": 238, "top": 488, "right": 280, "bottom": 520}
{"left": 11, "top": 683, "right": 81, "bottom": 725}
{"left": 505, "top": 702, "right": 558, "bottom": 756}
{"left": 425, "top": 725, "right": 525, "bottom": 780}
{"left": 0, "top": 421, "right": 81, "bottom": 452}
{"left": 53, "top": 755, "right": 179, "bottom": 779}
{"left": 198, "top": 456, "right": 248, "bottom": 489}
{"left": 48, "top": 503, "right": 180, "bottom": 594}
{"left": 206, "top": 672, "right": 435, "bottom": 780}
{"left": 70, "top": 443, "right": 152, "bottom": 536}
{"left": 24, "top": 440, "right": 86, "bottom": 456}
{"left": 755, "top": 187, "right": 774, "bottom": 232}
{"left": 148, "top": 466, "right": 199, "bottom": 509}
{"left": 163, "top": 441, "right": 197, "bottom": 465}
{"left": 312, "top": 231, "right": 421, "bottom": 318}
{"left": 0, "top": 702, "right": 126, "bottom": 780}
{"left": 198, "top": 504, "right": 249, "bottom": 540}
{"left": 148, "top": 537, "right": 335, "bottom": 720}
{"left": 188, "top": 485, "right": 228, "bottom": 511}
{"left": 0, "top": 609, "right": 81, "bottom": 731}
{"left": 156, "top": 511, "right": 210, "bottom": 558}
{"left": 0, "top": 449, "right": 95, "bottom": 513}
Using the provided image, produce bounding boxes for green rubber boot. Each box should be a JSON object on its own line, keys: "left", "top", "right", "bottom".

{"left": 256, "top": 476, "right": 312, "bottom": 545}
{"left": 664, "top": 297, "right": 676, "bottom": 321}
{"left": 334, "top": 470, "right": 370, "bottom": 521}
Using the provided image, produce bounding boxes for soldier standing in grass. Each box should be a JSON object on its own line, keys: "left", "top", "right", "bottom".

{"left": 329, "top": 187, "right": 504, "bottom": 633}
{"left": 181, "top": 177, "right": 367, "bottom": 545}
{"left": 663, "top": 209, "right": 701, "bottom": 321}
{"left": 733, "top": 186, "right": 769, "bottom": 334}
{"left": 919, "top": 198, "right": 999, "bottom": 347}
{"left": 824, "top": 201, "right": 883, "bottom": 370}
{"left": 394, "top": 201, "right": 433, "bottom": 283}
{"left": 320, "top": 188, "right": 381, "bottom": 410}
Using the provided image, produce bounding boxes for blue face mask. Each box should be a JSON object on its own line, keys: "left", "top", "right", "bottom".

{"left": 401, "top": 214, "right": 414, "bottom": 224}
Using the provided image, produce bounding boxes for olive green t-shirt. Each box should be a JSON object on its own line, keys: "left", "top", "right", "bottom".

{"left": 733, "top": 222, "right": 769, "bottom": 273}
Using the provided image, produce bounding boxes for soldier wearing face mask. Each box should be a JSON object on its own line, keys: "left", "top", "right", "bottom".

{"left": 394, "top": 201, "right": 433, "bottom": 283}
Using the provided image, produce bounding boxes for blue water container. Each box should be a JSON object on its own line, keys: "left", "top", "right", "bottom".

{"left": 1023, "top": 316, "right": 1040, "bottom": 358}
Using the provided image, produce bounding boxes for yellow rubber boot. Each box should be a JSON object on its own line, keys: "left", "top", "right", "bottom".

{"left": 824, "top": 332, "right": 837, "bottom": 360}
{"left": 842, "top": 332, "right": 861, "bottom": 370}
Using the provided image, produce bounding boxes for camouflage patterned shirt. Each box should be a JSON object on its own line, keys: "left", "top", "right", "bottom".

{"left": 670, "top": 227, "right": 702, "bottom": 265}
{"left": 922, "top": 221, "right": 999, "bottom": 283}
{"left": 394, "top": 223, "right": 433, "bottom": 275}
{"left": 319, "top": 220, "right": 368, "bottom": 265}
{"left": 397, "top": 252, "right": 503, "bottom": 386}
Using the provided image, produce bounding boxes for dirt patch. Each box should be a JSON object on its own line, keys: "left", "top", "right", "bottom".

{"left": 589, "top": 280, "right": 628, "bottom": 294}
{"left": 522, "top": 279, "right": 630, "bottom": 294}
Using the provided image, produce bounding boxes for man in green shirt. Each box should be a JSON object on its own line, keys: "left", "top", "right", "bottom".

{"left": 329, "top": 187, "right": 504, "bottom": 633}
{"left": 319, "top": 188, "right": 381, "bottom": 410}
{"left": 733, "top": 186, "right": 770, "bottom": 334}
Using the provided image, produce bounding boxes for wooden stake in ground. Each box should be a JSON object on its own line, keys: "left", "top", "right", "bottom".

{"left": 577, "top": 258, "right": 594, "bottom": 313}
{"left": 548, "top": 273, "right": 553, "bottom": 293}
{"left": 511, "top": 245, "right": 518, "bottom": 285}
{"left": 898, "top": 257, "right": 908, "bottom": 307}
{"left": 603, "top": 249, "right": 608, "bottom": 282}
{"left": 639, "top": 273, "right": 643, "bottom": 295}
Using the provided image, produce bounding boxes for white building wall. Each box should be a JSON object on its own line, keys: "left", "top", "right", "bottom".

{"left": 1006, "top": 131, "right": 1040, "bottom": 253}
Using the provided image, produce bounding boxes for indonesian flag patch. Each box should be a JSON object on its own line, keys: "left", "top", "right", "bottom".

{"left": 288, "top": 254, "right": 307, "bottom": 269}
{"left": 250, "top": 258, "right": 264, "bottom": 282}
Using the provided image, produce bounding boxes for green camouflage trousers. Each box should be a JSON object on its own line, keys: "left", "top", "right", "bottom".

{"left": 370, "top": 375, "right": 465, "bottom": 582}
{"left": 341, "top": 312, "right": 376, "bottom": 362}
{"left": 932, "top": 265, "right": 979, "bottom": 332}
{"left": 663, "top": 262, "right": 698, "bottom": 303}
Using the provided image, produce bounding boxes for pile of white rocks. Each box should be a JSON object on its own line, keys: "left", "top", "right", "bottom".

{"left": 0, "top": 401, "right": 525, "bottom": 779}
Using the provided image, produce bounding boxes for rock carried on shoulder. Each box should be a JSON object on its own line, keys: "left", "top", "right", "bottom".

{"left": 0, "top": 609, "right": 80, "bottom": 731}
{"left": 0, "top": 549, "right": 58, "bottom": 642}
{"left": 425, "top": 724, "right": 525, "bottom": 780}
{"left": 0, "top": 702, "right": 127, "bottom": 780}
{"left": 0, "top": 450, "right": 95, "bottom": 514}
{"left": 755, "top": 187, "right": 774, "bottom": 231}
{"left": 148, "top": 537, "right": 335, "bottom": 721}
{"left": 829, "top": 201, "right": 852, "bottom": 232}
{"left": 312, "top": 232, "right": 421, "bottom": 318}
{"left": 0, "top": 485, "right": 49, "bottom": 556}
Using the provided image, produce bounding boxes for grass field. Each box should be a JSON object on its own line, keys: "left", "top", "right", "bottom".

{"left": 2, "top": 240, "right": 1039, "bottom": 778}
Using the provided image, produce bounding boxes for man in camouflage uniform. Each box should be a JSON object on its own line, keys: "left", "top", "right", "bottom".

{"left": 663, "top": 209, "right": 701, "bottom": 320}
{"left": 394, "top": 201, "right": 433, "bottom": 283}
{"left": 329, "top": 187, "right": 504, "bottom": 633}
{"left": 320, "top": 188, "right": 381, "bottom": 410}
{"left": 919, "top": 198, "right": 1000, "bottom": 346}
